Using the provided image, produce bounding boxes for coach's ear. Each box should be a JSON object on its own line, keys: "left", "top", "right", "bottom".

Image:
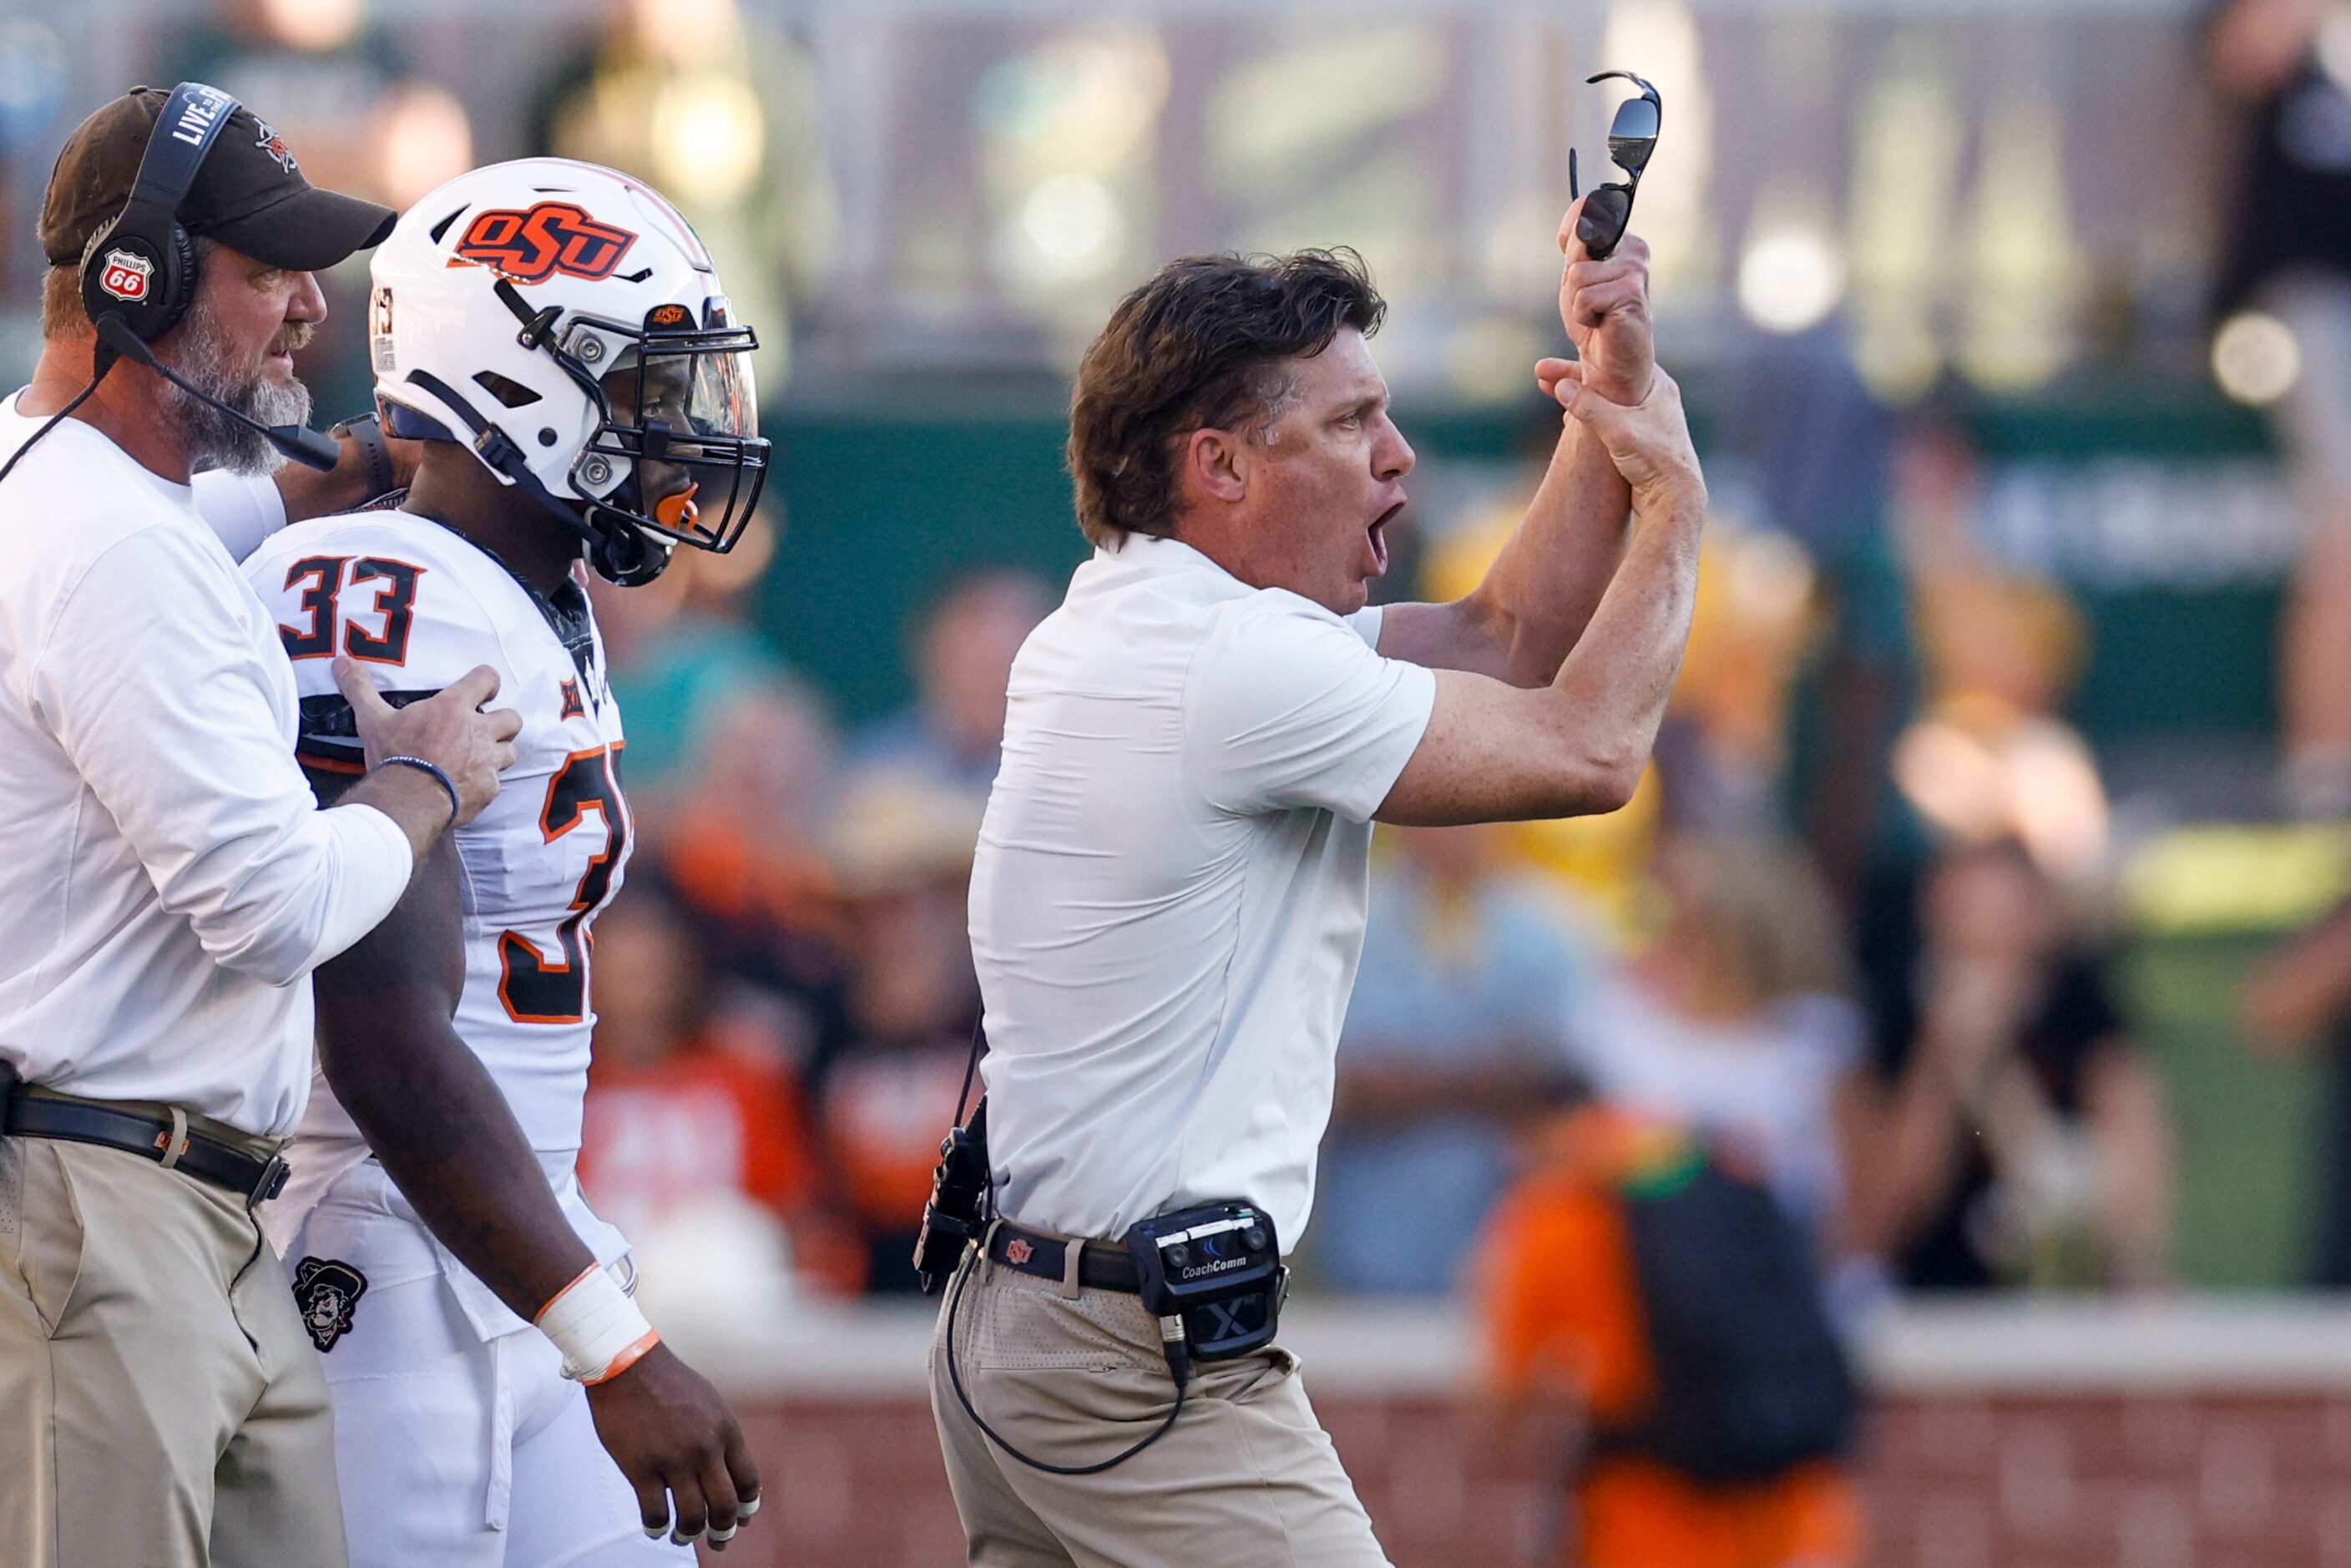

{"left": 1181, "top": 425, "right": 1250, "bottom": 508}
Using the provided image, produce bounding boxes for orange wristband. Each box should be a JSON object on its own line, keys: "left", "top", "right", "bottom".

{"left": 536, "top": 1262, "right": 656, "bottom": 1383}
{"left": 584, "top": 1328, "right": 662, "bottom": 1386}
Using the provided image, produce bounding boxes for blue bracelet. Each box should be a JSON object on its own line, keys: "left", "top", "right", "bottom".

{"left": 380, "top": 755, "right": 461, "bottom": 827}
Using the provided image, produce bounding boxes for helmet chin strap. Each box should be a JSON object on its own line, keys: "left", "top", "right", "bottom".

{"left": 398, "top": 369, "right": 665, "bottom": 586}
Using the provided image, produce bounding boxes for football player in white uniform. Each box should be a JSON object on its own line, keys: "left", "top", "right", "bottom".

{"left": 242, "top": 159, "right": 769, "bottom": 1565}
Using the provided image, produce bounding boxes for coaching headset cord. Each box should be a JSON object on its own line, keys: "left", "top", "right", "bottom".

{"left": 938, "top": 1019, "right": 1190, "bottom": 1476}
{"left": 941, "top": 1238, "right": 1191, "bottom": 1476}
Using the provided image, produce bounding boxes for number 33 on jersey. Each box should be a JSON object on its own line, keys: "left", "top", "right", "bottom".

{"left": 244, "top": 509, "right": 630, "bottom": 1152}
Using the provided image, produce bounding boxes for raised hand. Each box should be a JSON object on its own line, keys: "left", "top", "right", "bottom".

{"left": 1551, "top": 196, "right": 1656, "bottom": 407}
{"left": 1541, "top": 361, "right": 1704, "bottom": 513}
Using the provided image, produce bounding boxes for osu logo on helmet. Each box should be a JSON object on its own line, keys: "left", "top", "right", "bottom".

{"left": 98, "top": 249, "right": 153, "bottom": 302}
{"left": 450, "top": 202, "right": 639, "bottom": 286}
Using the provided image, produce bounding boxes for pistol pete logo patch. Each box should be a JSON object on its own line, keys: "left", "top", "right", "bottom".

{"left": 98, "top": 249, "right": 153, "bottom": 303}
{"left": 448, "top": 201, "right": 638, "bottom": 286}
{"left": 252, "top": 119, "right": 299, "bottom": 175}
{"left": 292, "top": 1257, "right": 368, "bottom": 1352}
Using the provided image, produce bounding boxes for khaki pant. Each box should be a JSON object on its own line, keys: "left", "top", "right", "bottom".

{"left": 0, "top": 1133, "right": 348, "bottom": 1568}
{"left": 929, "top": 1245, "right": 1392, "bottom": 1568}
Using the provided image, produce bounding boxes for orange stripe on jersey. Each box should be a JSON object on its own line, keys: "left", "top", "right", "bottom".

{"left": 296, "top": 750, "right": 367, "bottom": 776}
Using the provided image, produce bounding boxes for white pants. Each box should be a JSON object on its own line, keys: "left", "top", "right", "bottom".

{"left": 285, "top": 1163, "right": 691, "bottom": 1568}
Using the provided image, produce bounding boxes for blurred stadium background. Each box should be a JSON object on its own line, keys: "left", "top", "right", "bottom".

{"left": 11, "top": 0, "right": 2351, "bottom": 1562}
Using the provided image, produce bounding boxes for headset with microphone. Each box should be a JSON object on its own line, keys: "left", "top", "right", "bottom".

{"left": 95, "top": 314, "right": 339, "bottom": 471}
{"left": 0, "top": 81, "right": 341, "bottom": 488}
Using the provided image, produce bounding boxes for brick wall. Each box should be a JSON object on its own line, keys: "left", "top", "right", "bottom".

{"left": 676, "top": 1301, "right": 2351, "bottom": 1567}
{"left": 690, "top": 1390, "right": 2351, "bottom": 1567}
{"left": 1864, "top": 1393, "right": 2351, "bottom": 1568}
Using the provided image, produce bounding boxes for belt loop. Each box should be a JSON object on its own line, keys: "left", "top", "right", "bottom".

{"left": 1059, "top": 1232, "right": 1085, "bottom": 1300}
{"left": 156, "top": 1107, "right": 190, "bottom": 1171}
{"left": 978, "top": 1217, "right": 1003, "bottom": 1286}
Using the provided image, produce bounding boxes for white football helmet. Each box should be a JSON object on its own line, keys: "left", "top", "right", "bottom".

{"left": 369, "top": 158, "right": 767, "bottom": 585}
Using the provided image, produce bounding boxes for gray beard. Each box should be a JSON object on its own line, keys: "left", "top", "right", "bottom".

{"left": 162, "top": 306, "right": 312, "bottom": 477}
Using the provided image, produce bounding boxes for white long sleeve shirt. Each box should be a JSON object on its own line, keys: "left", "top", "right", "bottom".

{"left": 0, "top": 396, "right": 413, "bottom": 1136}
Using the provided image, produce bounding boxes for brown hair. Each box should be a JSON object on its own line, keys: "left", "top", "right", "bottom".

{"left": 41, "top": 266, "right": 84, "bottom": 338}
{"left": 1067, "top": 249, "right": 1386, "bottom": 549}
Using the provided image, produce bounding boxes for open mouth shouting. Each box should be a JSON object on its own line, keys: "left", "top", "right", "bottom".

{"left": 1367, "top": 502, "right": 1403, "bottom": 577}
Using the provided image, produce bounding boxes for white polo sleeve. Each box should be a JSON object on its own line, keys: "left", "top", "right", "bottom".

{"left": 1185, "top": 595, "right": 1437, "bottom": 821}
{"left": 190, "top": 470, "right": 289, "bottom": 564}
{"left": 28, "top": 524, "right": 412, "bottom": 988}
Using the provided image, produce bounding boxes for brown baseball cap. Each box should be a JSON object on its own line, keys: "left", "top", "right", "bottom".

{"left": 39, "top": 85, "right": 397, "bottom": 274}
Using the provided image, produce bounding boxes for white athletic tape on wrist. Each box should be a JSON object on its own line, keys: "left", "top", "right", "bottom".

{"left": 536, "top": 1262, "right": 659, "bottom": 1384}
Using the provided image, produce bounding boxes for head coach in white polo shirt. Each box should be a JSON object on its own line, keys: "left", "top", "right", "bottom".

{"left": 932, "top": 199, "right": 1707, "bottom": 1565}
{"left": 0, "top": 85, "right": 519, "bottom": 1567}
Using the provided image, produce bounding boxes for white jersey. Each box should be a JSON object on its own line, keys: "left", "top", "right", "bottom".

{"left": 243, "top": 508, "right": 633, "bottom": 1333}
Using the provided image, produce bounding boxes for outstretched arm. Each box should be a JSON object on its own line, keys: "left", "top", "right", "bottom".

{"left": 308, "top": 771, "right": 761, "bottom": 1550}
{"left": 1378, "top": 204, "right": 1654, "bottom": 685}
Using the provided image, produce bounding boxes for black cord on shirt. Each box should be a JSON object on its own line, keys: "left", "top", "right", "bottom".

{"left": 938, "top": 1019, "right": 1187, "bottom": 1472}
{"left": 0, "top": 371, "right": 109, "bottom": 491}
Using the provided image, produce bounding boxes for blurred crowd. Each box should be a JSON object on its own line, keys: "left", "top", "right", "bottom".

{"left": 30, "top": 0, "right": 2351, "bottom": 1554}
{"left": 573, "top": 530, "right": 1039, "bottom": 1302}
{"left": 569, "top": 414, "right": 2188, "bottom": 1560}
{"left": 571, "top": 377, "right": 2189, "bottom": 1328}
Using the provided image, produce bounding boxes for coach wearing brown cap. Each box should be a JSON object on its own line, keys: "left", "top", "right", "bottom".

{"left": 0, "top": 85, "right": 518, "bottom": 1567}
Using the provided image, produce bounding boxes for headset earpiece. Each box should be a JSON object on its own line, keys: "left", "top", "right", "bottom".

{"left": 78, "top": 83, "right": 238, "bottom": 352}
{"left": 79, "top": 205, "right": 199, "bottom": 345}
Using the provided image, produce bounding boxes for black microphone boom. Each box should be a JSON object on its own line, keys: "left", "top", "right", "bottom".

{"left": 95, "top": 314, "right": 341, "bottom": 472}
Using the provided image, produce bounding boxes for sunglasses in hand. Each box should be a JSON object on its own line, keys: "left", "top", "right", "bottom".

{"left": 1570, "top": 71, "right": 1662, "bottom": 261}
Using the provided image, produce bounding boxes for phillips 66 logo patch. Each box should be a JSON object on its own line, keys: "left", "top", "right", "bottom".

{"left": 98, "top": 249, "right": 154, "bottom": 303}
{"left": 292, "top": 1257, "right": 369, "bottom": 1353}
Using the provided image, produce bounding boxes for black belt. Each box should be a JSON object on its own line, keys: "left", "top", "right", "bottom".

{"left": 3, "top": 1092, "right": 288, "bottom": 1206}
{"left": 988, "top": 1221, "right": 1140, "bottom": 1293}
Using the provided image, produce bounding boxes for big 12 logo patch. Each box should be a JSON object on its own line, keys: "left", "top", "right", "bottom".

{"left": 98, "top": 248, "right": 154, "bottom": 303}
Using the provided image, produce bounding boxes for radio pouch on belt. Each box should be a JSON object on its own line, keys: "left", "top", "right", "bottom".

{"left": 1125, "top": 1201, "right": 1287, "bottom": 1364}
{"left": 913, "top": 1099, "right": 991, "bottom": 1295}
